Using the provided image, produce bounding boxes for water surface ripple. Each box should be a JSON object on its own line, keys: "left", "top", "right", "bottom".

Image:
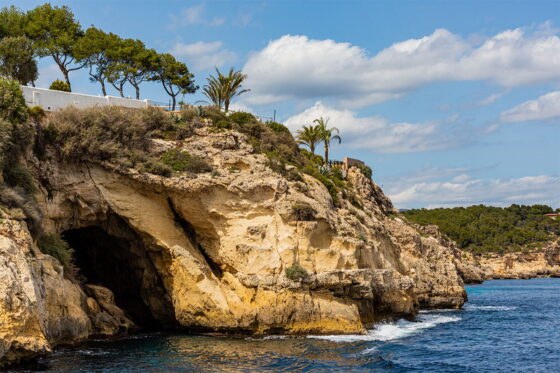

{"left": 11, "top": 278, "right": 560, "bottom": 372}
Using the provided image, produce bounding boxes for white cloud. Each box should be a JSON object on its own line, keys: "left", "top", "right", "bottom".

{"left": 242, "top": 26, "right": 560, "bottom": 107}
{"left": 500, "top": 91, "right": 560, "bottom": 122}
{"left": 477, "top": 93, "right": 503, "bottom": 106}
{"left": 284, "top": 101, "right": 462, "bottom": 154}
{"left": 228, "top": 101, "right": 254, "bottom": 114}
{"left": 170, "top": 41, "right": 235, "bottom": 71}
{"left": 170, "top": 4, "right": 225, "bottom": 28}
{"left": 388, "top": 174, "right": 560, "bottom": 209}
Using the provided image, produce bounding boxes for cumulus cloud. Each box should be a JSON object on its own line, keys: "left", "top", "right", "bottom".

{"left": 500, "top": 91, "right": 560, "bottom": 122}
{"left": 170, "top": 4, "right": 224, "bottom": 28}
{"left": 387, "top": 174, "right": 560, "bottom": 209}
{"left": 170, "top": 41, "right": 235, "bottom": 71}
{"left": 284, "top": 101, "right": 463, "bottom": 153}
{"left": 242, "top": 27, "right": 560, "bottom": 107}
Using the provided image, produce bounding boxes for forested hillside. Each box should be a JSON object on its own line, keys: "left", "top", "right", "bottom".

{"left": 403, "top": 205, "right": 560, "bottom": 254}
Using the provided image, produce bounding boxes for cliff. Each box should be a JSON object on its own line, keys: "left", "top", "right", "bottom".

{"left": 0, "top": 110, "right": 468, "bottom": 366}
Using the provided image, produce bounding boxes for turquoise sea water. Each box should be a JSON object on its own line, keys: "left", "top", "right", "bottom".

{"left": 11, "top": 278, "right": 560, "bottom": 372}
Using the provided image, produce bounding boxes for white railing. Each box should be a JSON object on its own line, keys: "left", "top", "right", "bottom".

{"left": 21, "top": 86, "right": 151, "bottom": 111}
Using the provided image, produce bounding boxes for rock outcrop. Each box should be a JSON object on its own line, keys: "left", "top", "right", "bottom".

{"left": 476, "top": 241, "right": 560, "bottom": 279}
{"left": 0, "top": 124, "right": 469, "bottom": 366}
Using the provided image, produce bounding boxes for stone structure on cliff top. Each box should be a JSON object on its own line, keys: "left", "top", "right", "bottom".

{"left": 0, "top": 123, "right": 469, "bottom": 366}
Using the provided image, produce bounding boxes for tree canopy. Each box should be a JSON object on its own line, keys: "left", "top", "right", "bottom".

{"left": 152, "top": 53, "right": 197, "bottom": 110}
{"left": 25, "top": 3, "right": 84, "bottom": 90}
{"left": 0, "top": 36, "right": 37, "bottom": 85}
{"left": 403, "top": 204, "right": 560, "bottom": 254}
{"left": 202, "top": 67, "right": 249, "bottom": 112}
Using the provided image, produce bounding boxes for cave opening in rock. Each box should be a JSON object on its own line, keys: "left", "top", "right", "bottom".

{"left": 61, "top": 215, "right": 176, "bottom": 330}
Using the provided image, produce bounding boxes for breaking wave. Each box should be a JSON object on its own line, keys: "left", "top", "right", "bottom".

{"left": 308, "top": 314, "right": 461, "bottom": 343}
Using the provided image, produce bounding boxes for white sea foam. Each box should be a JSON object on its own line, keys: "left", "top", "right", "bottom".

{"left": 308, "top": 314, "right": 461, "bottom": 343}
{"left": 465, "top": 305, "right": 518, "bottom": 311}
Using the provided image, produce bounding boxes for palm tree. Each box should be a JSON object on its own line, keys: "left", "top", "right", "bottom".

{"left": 314, "top": 117, "right": 341, "bottom": 164}
{"left": 202, "top": 67, "right": 250, "bottom": 112}
{"left": 296, "top": 124, "right": 322, "bottom": 156}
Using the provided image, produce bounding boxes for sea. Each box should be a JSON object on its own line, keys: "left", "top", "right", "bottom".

{"left": 10, "top": 278, "right": 560, "bottom": 372}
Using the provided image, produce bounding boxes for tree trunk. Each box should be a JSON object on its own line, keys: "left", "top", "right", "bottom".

{"left": 135, "top": 85, "right": 140, "bottom": 100}
{"left": 100, "top": 81, "right": 107, "bottom": 96}
{"left": 171, "top": 95, "right": 176, "bottom": 111}
{"left": 224, "top": 99, "right": 230, "bottom": 113}
{"left": 62, "top": 69, "right": 71, "bottom": 91}
{"left": 310, "top": 144, "right": 315, "bottom": 155}
{"left": 324, "top": 143, "right": 329, "bottom": 164}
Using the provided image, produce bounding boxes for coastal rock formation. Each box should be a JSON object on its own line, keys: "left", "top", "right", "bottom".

{"left": 0, "top": 124, "right": 469, "bottom": 366}
{"left": 476, "top": 240, "right": 560, "bottom": 279}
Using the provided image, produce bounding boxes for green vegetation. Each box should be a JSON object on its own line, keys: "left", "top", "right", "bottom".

{"left": 285, "top": 263, "right": 309, "bottom": 281}
{"left": 291, "top": 202, "right": 316, "bottom": 221}
{"left": 296, "top": 124, "right": 322, "bottom": 156}
{"left": 403, "top": 204, "right": 560, "bottom": 254}
{"left": 0, "top": 35, "right": 37, "bottom": 85}
{"left": 49, "top": 79, "right": 70, "bottom": 92}
{"left": 43, "top": 105, "right": 191, "bottom": 176}
{"left": 37, "top": 233, "right": 74, "bottom": 271}
{"left": 160, "top": 149, "right": 211, "bottom": 174}
{"left": 357, "top": 164, "right": 372, "bottom": 179}
{"left": 1, "top": 4, "right": 197, "bottom": 106}
{"left": 202, "top": 67, "right": 250, "bottom": 112}
{"left": 314, "top": 117, "right": 341, "bottom": 164}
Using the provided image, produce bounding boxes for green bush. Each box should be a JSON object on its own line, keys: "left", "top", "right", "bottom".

{"left": 37, "top": 233, "right": 74, "bottom": 270}
{"left": 357, "top": 164, "right": 372, "bottom": 179}
{"left": 229, "top": 111, "right": 254, "bottom": 125}
{"left": 291, "top": 202, "right": 316, "bottom": 221}
{"left": 160, "top": 149, "right": 212, "bottom": 173}
{"left": 266, "top": 121, "right": 290, "bottom": 134}
{"left": 49, "top": 80, "right": 71, "bottom": 92}
{"left": 0, "top": 77, "right": 28, "bottom": 124}
{"left": 285, "top": 263, "right": 309, "bottom": 281}
{"left": 212, "top": 119, "right": 232, "bottom": 130}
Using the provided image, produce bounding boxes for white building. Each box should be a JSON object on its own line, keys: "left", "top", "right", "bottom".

{"left": 21, "top": 86, "right": 151, "bottom": 111}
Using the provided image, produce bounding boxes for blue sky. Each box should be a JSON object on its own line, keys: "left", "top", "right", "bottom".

{"left": 7, "top": 0, "right": 560, "bottom": 209}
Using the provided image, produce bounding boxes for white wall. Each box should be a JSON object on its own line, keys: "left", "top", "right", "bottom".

{"left": 21, "top": 86, "right": 151, "bottom": 111}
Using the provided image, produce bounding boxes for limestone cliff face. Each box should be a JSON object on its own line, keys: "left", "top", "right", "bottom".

{"left": 0, "top": 125, "right": 468, "bottom": 365}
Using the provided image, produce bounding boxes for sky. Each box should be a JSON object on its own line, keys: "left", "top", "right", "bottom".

{"left": 6, "top": 0, "right": 560, "bottom": 209}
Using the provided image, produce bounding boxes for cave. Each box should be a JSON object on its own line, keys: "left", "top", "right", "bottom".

{"left": 61, "top": 214, "right": 176, "bottom": 330}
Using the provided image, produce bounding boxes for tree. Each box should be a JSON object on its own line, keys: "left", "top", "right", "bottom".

{"left": 152, "top": 53, "right": 197, "bottom": 110}
{"left": 0, "top": 6, "right": 27, "bottom": 39}
{"left": 296, "top": 124, "right": 322, "bottom": 156}
{"left": 202, "top": 67, "right": 249, "bottom": 112}
{"left": 74, "top": 27, "right": 121, "bottom": 96}
{"left": 0, "top": 36, "right": 37, "bottom": 85}
{"left": 49, "top": 79, "right": 70, "bottom": 92}
{"left": 25, "top": 4, "right": 84, "bottom": 90}
{"left": 124, "top": 43, "right": 158, "bottom": 100}
{"left": 314, "top": 117, "right": 341, "bottom": 163}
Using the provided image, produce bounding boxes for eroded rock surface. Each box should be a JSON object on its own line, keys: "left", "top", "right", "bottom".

{"left": 1, "top": 126, "right": 470, "bottom": 365}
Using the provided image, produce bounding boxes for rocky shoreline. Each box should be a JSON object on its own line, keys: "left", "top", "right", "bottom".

{"left": 0, "top": 121, "right": 473, "bottom": 367}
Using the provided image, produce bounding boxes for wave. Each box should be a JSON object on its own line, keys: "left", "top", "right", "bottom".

{"left": 308, "top": 314, "right": 461, "bottom": 343}
{"left": 465, "top": 305, "right": 518, "bottom": 311}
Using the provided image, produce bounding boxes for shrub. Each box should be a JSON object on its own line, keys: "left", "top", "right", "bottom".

{"left": 160, "top": 149, "right": 212, "bottom": 173}
{"left": 266, "top": 121, "right": 290, "bottom": 134}
{"left": 28, "top": 105, "right": 46, "bottom": 121}
{"left": 285, "top": 263, "right": 309, "bottom": 281}
{"left": 201, "top": 105, "right": 226, "bottom": 122}
{"left": 0, "top": 77, "right": 28, "bottom": 124}
{"left": 212, "top": 119, "right": 232, "bottom": 130}
{"left": 357, "top": 164, "right": 372, "bottom": 179}
{"left": 49, "top": 80, "right": 71, "bottom": 92}
{"left": 229, "top": 111, "right": 254, "bottom": 125}
{"left": 291, "top": 202, "right": 316, "bottom": 221}
{"left": 37, "top": 233, "right": 74, "bottom": 271}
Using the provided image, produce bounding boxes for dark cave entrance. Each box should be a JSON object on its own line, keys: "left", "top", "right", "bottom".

{"left": 61, "top": 216, "right": 176, "bottom": 330}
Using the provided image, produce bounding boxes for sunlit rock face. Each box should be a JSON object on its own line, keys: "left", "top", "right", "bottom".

{"left": 0, "top": 126, "right": 468, "bottom": 366}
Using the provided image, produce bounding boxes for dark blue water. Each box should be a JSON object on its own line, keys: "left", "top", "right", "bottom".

{"left": 13, "top": 278, "right": 560, "bottom": 372}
